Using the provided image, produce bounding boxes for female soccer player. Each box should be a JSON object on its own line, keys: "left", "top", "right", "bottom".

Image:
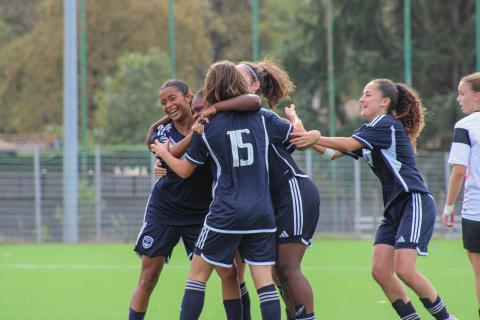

{"left": 443, "top": 72, "right": 480, "bottom": 317}
{"left": 151, "top": 60, "right": 291, "bottom": 320}
{"left": 128, "top": 80, "right": 213, "bottom": 320}
{"left": 290, "top": 79, "right": 455, "bottom": 320}
{"left": 199, "top": 59, "right": 320, "bottom": 320}
{"left": 139, "top": 86, "right": 261, "bottom": 320}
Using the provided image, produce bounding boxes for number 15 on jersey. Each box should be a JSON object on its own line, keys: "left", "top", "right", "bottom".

{"left": 227, "top": 129, "right": 254, "bottom": 167}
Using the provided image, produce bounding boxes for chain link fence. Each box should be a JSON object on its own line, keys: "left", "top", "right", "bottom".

{"left": 0, "top": 147, "right": 461, "bottom": 243}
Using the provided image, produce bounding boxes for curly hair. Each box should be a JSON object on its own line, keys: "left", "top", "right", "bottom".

{"left": 374, "top": 79, "right": 425, "bottom": 151}
{"left": 238, "top": 57, "right": 295, "bottom": 108}
{"left": 203, "top": 60, "right": 250, "bottom": 105}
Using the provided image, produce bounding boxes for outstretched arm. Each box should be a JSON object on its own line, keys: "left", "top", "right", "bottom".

{"left": 311, "top": 143, "right": 344, "bottom": 160}
{"left": 290, "top": 130, "right": 363, "bottom": 153}
{"left": 198, "top": 94, "right": 261, "bottom": 123}
{"left": 150, "top": 140, "right": 197, "bottom": 179}
{"left": 442, "top": 164, "right": 467, "bottom": 227}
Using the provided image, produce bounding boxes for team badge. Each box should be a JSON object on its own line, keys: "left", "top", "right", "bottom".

{"left": 142, "top": 236, "right": 154, "bottom": 249}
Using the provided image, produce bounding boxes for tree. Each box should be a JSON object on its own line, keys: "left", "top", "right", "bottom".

{"left": 94, "top": 48, "right": 168, "bottom": 144}
{"left": 0, "top": 0, "right": 211, "bottom": 134}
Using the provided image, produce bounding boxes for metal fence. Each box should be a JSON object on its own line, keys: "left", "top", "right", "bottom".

{"left": 0, "top": 147, "right": 461, "bottom": 243}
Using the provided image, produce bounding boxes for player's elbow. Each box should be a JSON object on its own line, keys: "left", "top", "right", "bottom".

{"left": 177, "top": 170, "right": 192, "bottom": 179}
{"left": 451, "top": 164, "right": 467, "bottom": 179}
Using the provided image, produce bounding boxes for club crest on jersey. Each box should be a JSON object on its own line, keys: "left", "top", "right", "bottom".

{"left": 142, "top": 236, "right": 154, "bottom": 249}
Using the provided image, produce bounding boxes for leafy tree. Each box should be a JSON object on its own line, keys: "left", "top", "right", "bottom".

{"left": 0, "top": 0, "right": 211, "bottom": 134}
{"left": 94, "top": 48, "right": 168, "bottom": 144}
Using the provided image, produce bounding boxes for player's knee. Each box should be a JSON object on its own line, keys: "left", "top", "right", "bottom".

{"left": 394, "top": 265, "right": 415, "bottom": 285}
{"left": 371, "top": 264, "right": 390, "bottom": 283}
{"left": 139, "top": 269, "right": 160, "bottom": 291}
{"left": 216, "top": 266, "right": 238, "bottom": 283}
{"left": 276, "top": 262, "right": 300, "bottom": 282}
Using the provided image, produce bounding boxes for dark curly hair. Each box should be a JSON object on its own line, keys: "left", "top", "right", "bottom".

{"left": 238, "top": 57, "right": 295, "bottom": 108}
{"left": 374, "top": 79, "right": 425, "bottom": 151}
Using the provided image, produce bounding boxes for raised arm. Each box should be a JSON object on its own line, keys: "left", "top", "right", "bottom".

{"left": 198, "top": 94, "right": 261, "bottom": 123}
{"left": 150, "top": 140, "right": 196, "bottom": 179}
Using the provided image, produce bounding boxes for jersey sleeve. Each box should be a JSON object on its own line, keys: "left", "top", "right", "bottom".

{"left": 351, "top": 117, "right": 392, "bottom": 150}
{"left": 261, "top": 109, "right": 292, "bottom": 145}
{"left": 448, "top": 126, "right": 471, "bottom": 166}
{"left": 185, "top": 133, "right": 209, "bottom": 166}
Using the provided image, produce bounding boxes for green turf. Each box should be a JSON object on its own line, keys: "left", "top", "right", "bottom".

{"left": 0, "top": 239, "right": 475, "bottom": 319}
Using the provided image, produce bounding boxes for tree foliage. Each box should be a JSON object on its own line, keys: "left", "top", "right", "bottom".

{"left": 94, "top": 48, "right": 168, "bottom": 144}
{"left": 0, "top": 0, "right": 476, "bottom": 149}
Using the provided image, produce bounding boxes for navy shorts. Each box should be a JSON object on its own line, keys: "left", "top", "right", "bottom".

{"left": 194, "top": 227, "right": 276, "bottom": 268}
{"left": 134, "top": 221, "right": 203, "bottom": 262}
{"left": 374, "top": 192, "right": 436, "bottom": 256}
{"left": 271, "top": 176, "right": 320, "bottom": 246}
{"left": 462, "top": 218, "right": 480, "bottom": 253}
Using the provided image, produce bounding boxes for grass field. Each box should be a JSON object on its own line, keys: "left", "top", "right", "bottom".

{"left": 0, "top": 238, "right": 476, "bottom": 319}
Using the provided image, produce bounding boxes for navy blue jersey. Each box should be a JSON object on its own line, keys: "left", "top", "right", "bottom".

{"left": 269, "top": 142, "right": 309, "bottom": 194}
{"left": 149, "top": 121, "right": 213, "bottom": 225}
{"left": 350, "top": 114, "right": 430, "bottom": 209}
{"left": 185, "top": 110, "right": 292, "bottom": 234}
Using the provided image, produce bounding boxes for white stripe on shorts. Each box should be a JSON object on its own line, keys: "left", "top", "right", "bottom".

{"left": 195, "top": 226, "right": 209, "bottom": 249}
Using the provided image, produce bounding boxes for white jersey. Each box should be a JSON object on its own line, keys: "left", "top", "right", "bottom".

{"left": 448, "top": 111, "right": 480, "bottom": 221}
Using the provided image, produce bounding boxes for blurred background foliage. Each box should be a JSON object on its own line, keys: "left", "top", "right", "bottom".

{"left": 0, "top": 0, "right": 475, "bottom": 150}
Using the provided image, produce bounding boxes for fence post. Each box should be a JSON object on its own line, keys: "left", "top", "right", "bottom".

{"left": 95, "top": 145, "right": 102, "bottom": 242}
{"left": 305, "top": 148, "right": 313, "bottom": 178}
{"left": 444, "top": 152, "right": 451, "bottom": 194}
{"left": 354, "top": 159, "right": 361, "bottom": 233}
{"left": 34, "top": 145, "right": 43, "bottom": 243}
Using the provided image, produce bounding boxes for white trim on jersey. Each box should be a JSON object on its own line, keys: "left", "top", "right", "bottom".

{"left": 380, "top": 126, "right": 409, "bottom": 192}
{"left": 204, "top": 223, "right": 277, "bottom": 234}
{"left": 135, "top": 193, "right": 152, "bottom": 245}
{"left": 243, "top": 258, "right": 276, "bottom": 266}
{"left": 368, "top": 115, "right": 386, "bottom": 127}
{"left": 185, "top": 153, "right": 204, "bottom": 165}
{"left": 266, "top": 108, "right": 293, "bottom": 144}
{"left": 201, "top": 132, "right": 221, "bottom": 228}
{"left": 271, "top": 144, "right": 309, "bottom": 178}
{"left": 352, "top": 134, "right": 373, "bottom": 150}
{"left": 261, "top": 115, "right": 270, "bottom": 172}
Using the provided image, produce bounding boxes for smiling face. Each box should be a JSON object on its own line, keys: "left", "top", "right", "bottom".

{"left": 358, "top": 81, "right": 390, "bottom": 121}
{"left": 457, "top": 80, "right": 480, "bottom": 115}
{"left": 159, "top": 86, "right": 192, "bottom": 122}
